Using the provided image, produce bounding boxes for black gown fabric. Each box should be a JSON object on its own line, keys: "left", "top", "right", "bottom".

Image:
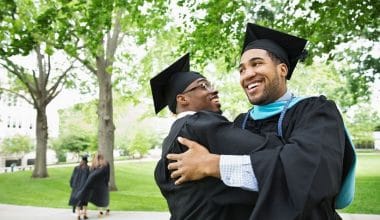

{"left": 75, "top": 163, "right": 110, "bottom": 207}
{"left": 69, "top": 165, "right": 90, "bottom": 206}
{"left": 234, "top": 96, "right": 352, "bottom": 220}
{"left": 155, "top": 110, "right": 283, "bottom": 220}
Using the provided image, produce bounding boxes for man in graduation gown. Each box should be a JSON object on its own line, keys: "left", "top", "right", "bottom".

{"left": 151, "top": 53, "right": 284, "bottom": 220}
{"left": 167, "top": 23, "right": 356, "bottom": 220}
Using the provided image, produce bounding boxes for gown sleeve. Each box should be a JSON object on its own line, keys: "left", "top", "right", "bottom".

{"left": 70, "top": 167, "right": 78, "bottom": 188}
{"left": 184, "top": 111, "right": 282, "bottom": 155}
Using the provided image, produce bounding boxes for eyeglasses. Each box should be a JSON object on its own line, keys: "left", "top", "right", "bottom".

{"left": 182, "top": 81, "right": 215, "bottom": 94}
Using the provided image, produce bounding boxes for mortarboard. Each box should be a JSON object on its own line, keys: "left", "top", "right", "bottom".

{"left": 242, "top": 23, "right": 308, "bottom": 79}
{"left": 150, "top": 53, "right": 204, "bottom": 114}
{"left": 81, "top": 155, "right": 88, "bottom": 162}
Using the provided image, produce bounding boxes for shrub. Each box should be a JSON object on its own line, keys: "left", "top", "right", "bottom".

{"left": 354, "top": 139, "right": 374, "bottom": 149}
{"left": 0, "top": 134, "right": 34, "bottom": 154}
{"left": 127, "top": 129, "right": 160, "bottom": 158}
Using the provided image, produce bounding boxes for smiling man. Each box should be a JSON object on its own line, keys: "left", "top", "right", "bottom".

{"left": 151, "top": 53, "right": 283, "bottom": 220}
{"left": 167, "top": 24, "right": 356, "bottom": 220}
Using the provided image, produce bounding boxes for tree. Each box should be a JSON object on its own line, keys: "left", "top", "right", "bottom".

{"left": 57, "top": 0, "right": 169, "bottom": 190}
{"left": 128, "top": 129, "right": 157, "bottom": 158}
{"left": 288, "top": 63, "right": 355, "bottom": 111}
{"left": 54, "top": 133, "right": 96, "bottom": 159}
{"left": 0, "top": 0, "right": 77, "bottom": 178}
{"left": 345, "top": 103, "right": 380, "bottom": 148}
{"left": 0, "top": 134, "right": 33, "bottom": 154}
{"left": 54, "top": 101, "right": 98, "bottom": 161}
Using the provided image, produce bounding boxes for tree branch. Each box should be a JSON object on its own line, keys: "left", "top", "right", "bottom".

{"left": 32, "top": 70, "right": 40, "bottom": 93}
{"left": 0, "top": 87, "right": 33, "bottom": 105}
{"left": 46, "top": 85, "right": 64, "bottom": 104}
{"left": 106, "top": 10, "right": 122, "bottom": 65}
{"left": 47, "top": 64, "right": 73, "bottom": 99}
{"left": 45, "top": 55, "right": 51, "bottom": 89}
{"left": 73, "top": 54, "right": 97, "bottom": 76}
{"left": 35, "top": 46, "right": 45, "bottom": 91}
{"left": 0, "top": 58, "right": 37, "bottom": 96}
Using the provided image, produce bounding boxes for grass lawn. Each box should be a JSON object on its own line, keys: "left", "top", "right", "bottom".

{"left": 0, "top": 151, "right": 379, "bottom": 214}
{"left": 0, "top": 160, "right": 167, "bottom": 211}
{"left": 341, "top": 150, "right": 380, "bottom": 214}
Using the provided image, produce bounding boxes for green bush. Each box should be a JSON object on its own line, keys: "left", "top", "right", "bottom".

{"left": 345, "top": 104, "right": 379, "bottom": 149}
{"left": 354, "top": 139, "right": 375, "bottom": 149}
{"left": 0, "top": 134, "right": 34, "bottom": 154}
{"left": 127, "top": 129, "right": 161, "bottom": 158}
{"left": 52, "top": 132, "right": 97, "bottom": 158}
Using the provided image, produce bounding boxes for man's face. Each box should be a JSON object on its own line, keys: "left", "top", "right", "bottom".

{"left": 239, "top": 49, "right": 287, "bottom": 105}
{"left": 181, "top": 78, "right": 221, "bottom": 113}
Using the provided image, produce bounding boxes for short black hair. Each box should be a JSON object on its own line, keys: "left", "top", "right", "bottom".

{"left": 266, "top": 50, "right": 286, "bottom": 66}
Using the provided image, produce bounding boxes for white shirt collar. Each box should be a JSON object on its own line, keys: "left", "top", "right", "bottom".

{"left": 277, "top": 90, "right": 293, "bottom": 102}
{"left": 176, "top": 111, "right": 196, "bottom": 119}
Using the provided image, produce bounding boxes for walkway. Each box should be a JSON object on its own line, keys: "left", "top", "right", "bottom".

{"left": 1, "top": 204, "right": 379, "bottom": 220}
{"left": 0, "top": 204, "right": 169, "bottom": 220}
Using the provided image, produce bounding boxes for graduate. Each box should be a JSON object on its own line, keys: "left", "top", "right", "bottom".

{"left": 167, "top": 23, "right": 356, "bottom": 220}
{"left": 74, "top": 152, "right": 110, "bottom": 218}
{"left": 151, "top": 53, "right": 284, "bottom": 220}
{"left": 69, "top": 155, "right": 90, "bottom": 220}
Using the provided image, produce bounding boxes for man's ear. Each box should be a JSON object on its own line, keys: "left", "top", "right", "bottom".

{"left": 177, "top": 94, "right": 188, "bottom": 105}
{"left": 278, "top": 63, "right": 288, "bottom": 78}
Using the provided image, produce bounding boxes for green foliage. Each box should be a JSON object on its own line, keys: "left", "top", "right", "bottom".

{"left": 289, "top": 63, "right": 355, "bottom": 110}
{"left": 51, "top": 141, "right": 66, "bottom": 163}
{"left": 58, "top": 101, "right": 98, "bottom": 137}
{"left": 0, "top": 134, "right": 33, "bottom": 154}
{"left": 176, "top": 0, "right": 379, "bottom": 102}
{"left": 345, "top": 104, "right": 380, "bottom": 148}
{"left": 58, "top": 0, "right": 169, "bottom": 61}
{"left": 127, "top": 129, "right": 160, "bottom": 158}
{"left": 0, "top": 0, "right": 76, "bottom": 56}
{"left": 176, "top": 0, "right": 248, "bottom": 70}
{"left": 54, "top": 132, "right": 97, "bottom": 156}
{"left": 58, "top": 97, "right": 165, "bottom": 158}
{"left": 0, "top": 0, "right": 16, "bottom": 22}
{"left": 280, "top": 0, "right": 378, "bottom": 56}
{"left": 54, "top": 101, "right": 98, "bottom": 160}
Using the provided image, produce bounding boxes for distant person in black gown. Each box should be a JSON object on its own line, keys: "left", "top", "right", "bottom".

{"left": 69, "top": 155, "right": 89, "bottom": 220}
{"left": 75, "top": 152, "right": 110, "bottom": 218}
{"left": 88, "top": 152, "right": 110, "bottom": 217}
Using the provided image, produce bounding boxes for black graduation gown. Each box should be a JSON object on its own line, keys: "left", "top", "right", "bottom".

{"left": 155, "top": 110, "right": 283, "bottom": 220}
{"left": 69, "top": 165, "right": 90, "bottom": 206}
{"left": 234, "top": 96, "right": 351, "bottom": 220}
{"left": 75, "top": 163, "right": 110, "bottom": 207}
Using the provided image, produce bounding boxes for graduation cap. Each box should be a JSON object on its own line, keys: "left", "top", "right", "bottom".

{"left": 242, "top": 23, "right": 308, "bottom": 80}
{"left": 150, "top": 53, "right": 204, "bottom": 114}
{"left": 81, "top": 155, "right": 88, "bottom": 162}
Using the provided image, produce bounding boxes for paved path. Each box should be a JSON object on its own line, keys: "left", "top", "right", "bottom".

{"left": 0, "top": 204, "right": 170, "bottom": 220}
{"left": 1, "top": 204, "right": 379, "bottom": 220}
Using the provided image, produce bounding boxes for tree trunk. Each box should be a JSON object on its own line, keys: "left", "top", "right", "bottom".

{"left": 32, "top": 105, "right": 48, "bottom": 178}
{"left": 96, "top": 58, "right": 117, "bottom": 191}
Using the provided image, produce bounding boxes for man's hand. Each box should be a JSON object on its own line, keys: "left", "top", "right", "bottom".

{"left": 167, "top": 137, "right": 220, "bottom": 185}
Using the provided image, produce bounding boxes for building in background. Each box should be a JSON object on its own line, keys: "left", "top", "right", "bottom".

{"left": 0, "top": 92, "right": 59, "bottom": 169}
{"left": 0, "top": 93, "right": 36, "bottom": 140}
